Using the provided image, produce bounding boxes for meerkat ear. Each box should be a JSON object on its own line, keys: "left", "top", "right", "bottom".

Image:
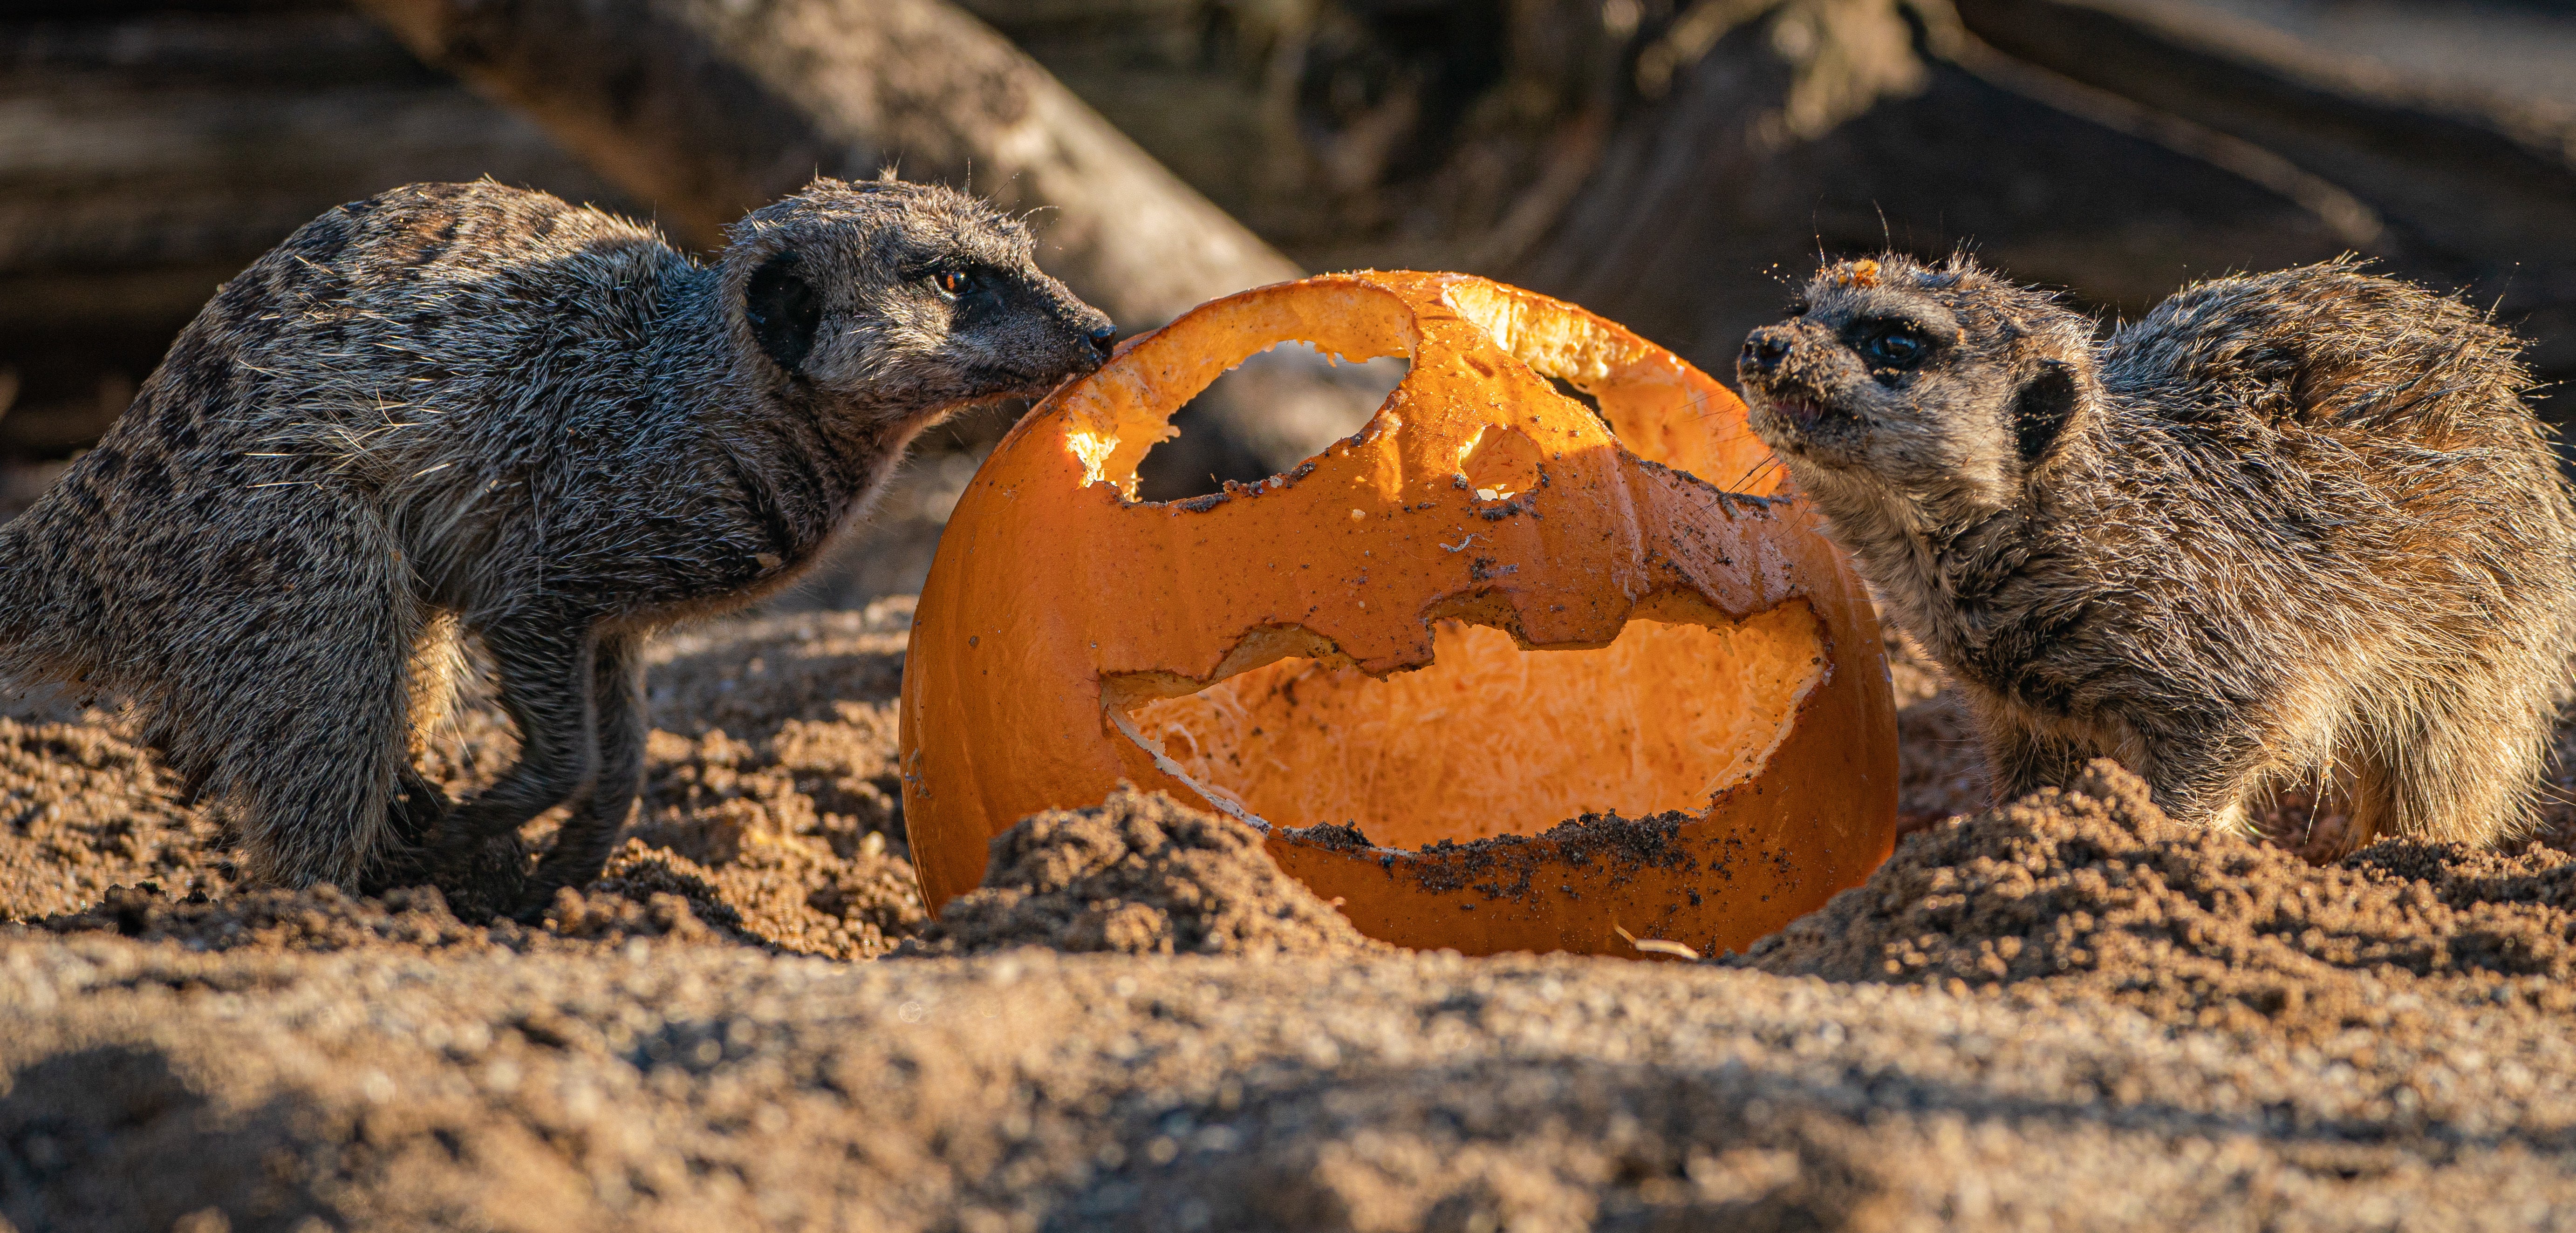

{"left": 745, "top": 252, "right": 821, "bottom": 375}
{"left": 2012, "top": 360, "right": 2082, "bottom": 467}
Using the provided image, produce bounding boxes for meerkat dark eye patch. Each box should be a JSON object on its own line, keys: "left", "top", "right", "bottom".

{"left": 745, "top": 251, "right": 821, "bottom": 375}
{"left": 2012, "top": 360, "right": 2080, "bottom": 465}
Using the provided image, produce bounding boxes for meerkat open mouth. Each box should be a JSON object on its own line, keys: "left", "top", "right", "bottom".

{"left": 1749, "top": 394, "right": 1844, "bottom": 443}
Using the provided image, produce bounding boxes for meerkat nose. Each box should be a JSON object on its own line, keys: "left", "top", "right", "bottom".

{"left": 1085, "top": 322, "right": 1117, "bottom": 360}
{"left": 1742, "top": 329, "right": 1793, "bottom": 375}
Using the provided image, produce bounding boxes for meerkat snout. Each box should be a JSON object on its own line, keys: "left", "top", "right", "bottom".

{"left": 1739, "top": 328, "right": 1792, "bottom": 375}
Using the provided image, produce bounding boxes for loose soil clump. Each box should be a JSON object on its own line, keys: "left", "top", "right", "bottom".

{"left": 906, "top": 784, "right": 1384, "bottom": 956}
{"left": 1741, "top": 758, "right": 2576, "bottom": 1040}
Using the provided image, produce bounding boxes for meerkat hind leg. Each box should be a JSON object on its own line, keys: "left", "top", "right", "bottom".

{"left": 519, "top": 627, "right": 647, "bottom": 919}
{"left": 428, "top": 620, "right": 602, "bottom": 891}
{"left": 358, "top": 764, "right": 461, "bottom": 897}
{"left": 155, "top": 498, "right": 421, "bottom": 888}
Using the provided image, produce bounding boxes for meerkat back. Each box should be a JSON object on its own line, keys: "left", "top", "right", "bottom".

{"left": 3, "top": 183, "right": 664, "bottom": 668}
{"left": 0, "top": 183, "right": 686, "bottom": 885}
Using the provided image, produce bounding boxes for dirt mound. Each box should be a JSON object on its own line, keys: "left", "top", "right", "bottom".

{"left": 13, "top": 940, "right": 2576, "bottom": 1233}
{"left": 1885, "top": 629, "right": 1991, "bottom": 833}
{"left": 1741, "top": 758, "right": 2576, "bottom": 1038}
{"left": 21, "top": 606, "right": 2576, "bottom": 1228}
{"left": 2, "top": 605, "right": 927, "bottom": 960}
{"left": 601, "top": 716, "right": 925, "bottom": 960}
{"left": 27, "top": 853, "right": 791, "bottom": 957}
{"left": 907, "top": 785, "right": 1383, "bottom": 957}
{"left": 34, "top": 883, "right": 496, "bottom": 954}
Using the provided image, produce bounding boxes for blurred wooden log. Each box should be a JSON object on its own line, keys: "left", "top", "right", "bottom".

{"left": 0, "top": 4, "right": 634, "bottom": 455}
{"left": 355, "top": 0, "right": 1297, "bottom": 329}
{"left": 10, "top": 0, "right": 2569, "bottom": 474}
{"left": 1511, "top": 0, "right": 2365, "bottom": 377}
{"left": 955, "top": 0, "right": 1625, "bottom": 279}
{"left": 1959, "top": 0, "right": 2576, "bottom": 264}
{"left": 950, "top": 1, "right": 2475, "bottom": 383}
{"left": 1954, "top": 0, "right": 2576, "bottom": 375}
{"left": 357, "top": 0, "right": 1395, "bottom": 494}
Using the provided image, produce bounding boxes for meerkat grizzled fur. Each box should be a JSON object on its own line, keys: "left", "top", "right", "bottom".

{"left": 1738, "top": 254, "right": 2576, "bottom": 850}
{"left": 0, "top": 177, "right": 1113, "bottom": 908}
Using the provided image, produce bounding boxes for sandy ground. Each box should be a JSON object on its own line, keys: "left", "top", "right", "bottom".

{"left": 14, "top": 606, "right": 2576, "bottom": 1230}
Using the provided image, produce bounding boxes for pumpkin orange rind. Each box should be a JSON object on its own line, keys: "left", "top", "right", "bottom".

{"left": 899, "top": 271, "right": 1898, "bottom": 958}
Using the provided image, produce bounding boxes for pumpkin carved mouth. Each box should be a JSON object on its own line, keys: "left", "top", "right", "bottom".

{"left": 900, "top": 272, "right": 1898, "bottom": 958}
{"left": 1109, "top": 604, "right": 1828, "bottom": 847}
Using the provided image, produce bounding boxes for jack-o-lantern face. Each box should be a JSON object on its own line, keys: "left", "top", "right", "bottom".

{"left": 899, "top": 272, "right": 1897, "bottom": 958}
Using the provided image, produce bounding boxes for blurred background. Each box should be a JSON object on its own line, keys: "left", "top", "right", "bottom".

{"left": 4, "top": 0, "right": 2572, "bottom": 607}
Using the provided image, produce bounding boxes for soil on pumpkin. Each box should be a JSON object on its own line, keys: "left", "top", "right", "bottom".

{"left": 13, "top": 613, "right": 2576, "bottom": 1229}
{"left": 1395, "top": 807, "right": 1703, "bottom": 903}
{"left": 902, "top": 784, "right": 1387, "bottom": 957}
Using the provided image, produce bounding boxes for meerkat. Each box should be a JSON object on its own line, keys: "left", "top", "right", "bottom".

{"left": 1736, "top": 253, "right": 2576, "bottom": 851}
{"left": 0, "top": 177, "right": 1114, "bottom": 911}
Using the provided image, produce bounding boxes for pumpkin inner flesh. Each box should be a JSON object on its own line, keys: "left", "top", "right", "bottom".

{"left": 1120, "top": 604, "right": 1828, "bottom": 847}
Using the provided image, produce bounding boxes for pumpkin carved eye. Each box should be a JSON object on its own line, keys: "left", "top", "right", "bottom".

{"left": 900, "top": 272, "right": 1900, "bottom": 960}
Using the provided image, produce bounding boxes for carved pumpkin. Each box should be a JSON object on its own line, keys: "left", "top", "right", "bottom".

{"left": 898, "top": 272, "right": 1896, "bottom": 957}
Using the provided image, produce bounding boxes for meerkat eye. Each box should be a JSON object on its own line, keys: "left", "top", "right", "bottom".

{"left": 1859, "top": 324, "right": 1931, "bottom": 370}
{"left": 934, "top": 269, "right": 977, "bottom": 299}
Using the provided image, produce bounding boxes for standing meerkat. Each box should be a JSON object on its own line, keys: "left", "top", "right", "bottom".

{"left": 1737, "top": 253, "right": 2576, "bottom": 851}
{"left": 0, "top": 177, "right": 1114, "bottom": 909}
